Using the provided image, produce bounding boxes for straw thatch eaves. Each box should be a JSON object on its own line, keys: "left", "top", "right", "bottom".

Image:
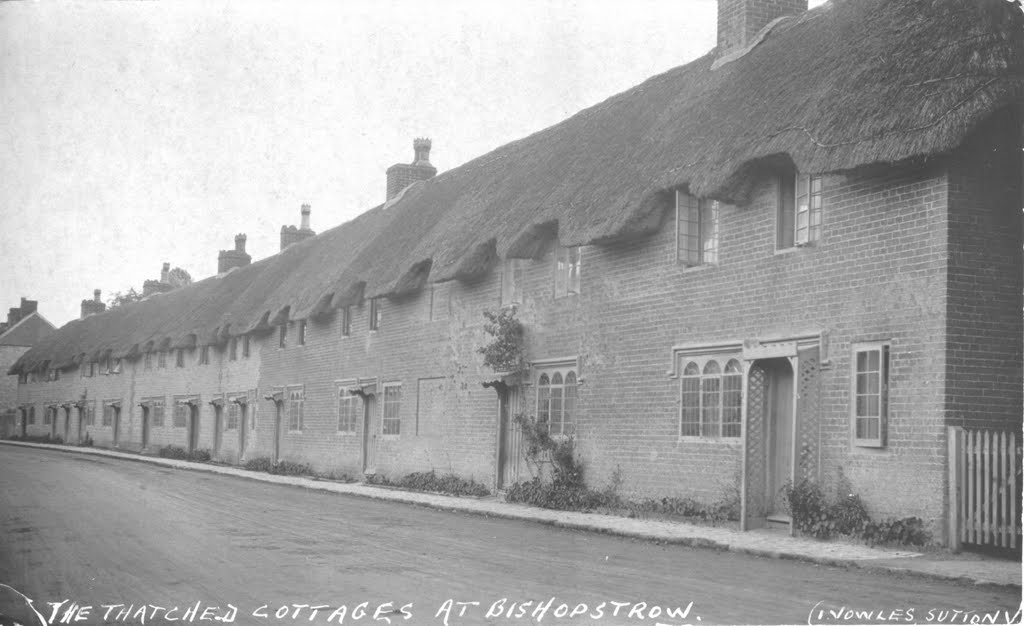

{"left": 10, "top": 0, "right": 1023, "bottom": 375}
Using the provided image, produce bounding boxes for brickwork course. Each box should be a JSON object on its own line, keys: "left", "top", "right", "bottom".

{"left": 8, "top": 0, "right": 1024, "bottom": 549}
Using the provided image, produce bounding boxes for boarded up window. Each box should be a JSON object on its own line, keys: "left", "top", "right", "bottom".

{"left": 416, "top": 377, "right": 446, "bottom": 436}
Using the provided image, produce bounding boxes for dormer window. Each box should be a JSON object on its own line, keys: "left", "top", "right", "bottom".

{"left": 676, "top": 190, "right": 719, "bottom": 266}
{"left": 778, "top": 171, "right": 823, "bottom": 249}
{"left": 369, "top": 298, "right": 382, "bottom": 331}
{"left": 554, "top": 246, "right": 581, "bottom": 298}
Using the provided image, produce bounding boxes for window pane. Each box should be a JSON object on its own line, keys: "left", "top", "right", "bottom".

{"left": 722, "top": 371, "right": 742, "bottom": 438}
{"left": 677, "top": 191, "right": 700, "bottom": 265}
{"left": 683, "top": 361, "right": 700, "bottom": 376}
{"left": 701, "top": 377, "right": 721, "bottom": 437}
{"left": 550, "top": 388, "right": 563, "bottom": 435}
{"left": 701, "top": 200, "right": 719, "bottom": 265}
{"left": 703, "top": 360, "right": 721, "bottom": 375}
{"left": 563, "top": 376, "right": 576, "bottom": 434}
{"left": 680, "top": 377, "right": 700, "bottom": 437}
{"left": 778, "top": 175, "right": 795, "bottom": 248}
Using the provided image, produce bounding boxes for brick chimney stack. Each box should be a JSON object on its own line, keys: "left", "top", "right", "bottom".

{"left": 717, "top": 0, "right": 807, "bottom": 56}
{"left": 161, "top": 262, "right": 170, "bottom": 283}
{"left": 280, "top": 204, "right": 316, "bottom": 251}
{"left": 218, "top": 233, "right": 252, "bottom": 273}
{"left": 386, "top": 138, "right": 437, "bottom": 201}
{"left": 80, "top": 289, "right": 106, "bottom": 319}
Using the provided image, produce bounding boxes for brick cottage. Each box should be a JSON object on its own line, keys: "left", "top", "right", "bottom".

{"left": 9, "top": 0, "right": 1023, "bottom": 545}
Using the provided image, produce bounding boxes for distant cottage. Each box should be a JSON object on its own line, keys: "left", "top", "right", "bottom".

{"left": 9, "top": 0, "right": 1024, "bottom": 548}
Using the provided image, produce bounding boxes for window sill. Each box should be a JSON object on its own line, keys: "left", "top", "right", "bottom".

{"left": 380, "top": 433, "right": 401, "bottom": 440}
{"left": 679, "top": 262, "right": 717, "bottom": 274}
{"left": 677, "top": 436, "right": 742, "bottom": 445}
{"left": 336, "top": 430, "right": 357, "bottom": 437}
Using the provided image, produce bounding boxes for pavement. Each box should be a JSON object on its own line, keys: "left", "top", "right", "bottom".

{"left": 3, "top": 439, "right": 1020, "bottom": 589}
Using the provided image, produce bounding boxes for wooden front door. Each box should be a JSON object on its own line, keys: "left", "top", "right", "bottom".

{"left": 141, "top": 406, "right": 150, "bottom": 449}
{"left": 496, "top": 385, "right": 523, "bottom": 490}
{"left": 213, "top": 406, "right": 223, "bottom": 457}
{"left": 188, "top": 405, "right": 199, "bottom": 454}
{"left": 764, "top": 358, "right": 795, "bottom": 518}
{"left": 76, "top": 408, "right": 83, "bottom": 443}
{"left": 112, "top": 407, "right": 121, "bottom": 447}
{"left": 362, "top": 395, "right": 378, "bottom": 473}
{"left": 273, "top": 402, "right": 282, "bottom": 464}
{"left": 238, "top": 404, "right": 248, "bottom": 461}
{"left": 20, "top": 410, "right": 26, "bottom": 437}
{"left": 63, "top": 408, "right": 71, "bottom": 442}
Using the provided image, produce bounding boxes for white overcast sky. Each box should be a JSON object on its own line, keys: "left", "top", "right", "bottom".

{"left": 0, "top": 0, "right": 826, "bottom": 328}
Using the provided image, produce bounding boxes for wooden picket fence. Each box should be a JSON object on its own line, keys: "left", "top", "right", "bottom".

{"left": 948, "top": 426, "right": 1022, "bottom": 550}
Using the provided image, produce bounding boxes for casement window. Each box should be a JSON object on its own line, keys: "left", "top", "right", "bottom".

{"left": 158, "top": 351, "right": 167, "bottom": 369}
{"left": 369, "top": 298, "right": 382, "bottom": 331}
{"left": 679, "top": 357, "right": 742, "bottom": 438}
{"left": 85, "top": 404, "right": 95, "bottom": 426}
{"left": 50, "top": 369, "right": 60, "bottom": 381}
{"left": 501, "top": 258, "right": 524, "bottom": 307}
{"left": 341, "top": 306, "right": 351, "bottom": 337}
{"left": 229, "top": 338, "right": 237, "bottom": 361}
{"left": 287, "top": 387, "right": 305, "bottom": 431}
{"left": 226, "top": 402, "right": 240, "bottom": 430}
{"left": 429, "top": 283, "right": 451, "bottom": 321}
{"left": 676, "top": 190, "right": 719, "bottom": 266}
{"left": 298, "top": 321, "right": 306, "bottom": 346}
{"left": 28, "top": 406, "right": 35, "bottom": 425}
{"left": 43, "top": 407, "right": 52, "bottom": 426}
{"left": 18, "top": 373, "right": 27, "bottom": 384}
{"left": 536, "top": 368, "right": 577, "bottom": 436}
{"left": 175, "top": 349, "right": 185, "bottom": 368}
{"left": 144, "top": 352, "right": 153, "bottom": 370}
{"left": 852, "top": 343, "right": 889, "bottom": 448}
{"left": 102, "top": 403, "right": 114, "bottom": 427}
{"left": 382, "top": 383, "right": 401, "bottom": 435}
{"left": 100, "top": 358, "right": 110, "bottom": 375}
{"left": 279, "top": 325, "right": 287, "bottom": 349}
{"left": 338, "top": 391, "right": 360, "bottom": 433}
{"left": 778, "top": 172, "right": 823, "bottom": 249}
{"left": 152, "top": 401, "right": 165, "bottom": 427}
{"left": 199, "top": 346, "right": 210, "bottom": 365}
{"left": 243, "top": 335, "right": 251, "bottom": 358}
{"left": 554, "top": 246, "right": 581, "bottom": 298}
{"left": 112, "top": 359, "right": 122, "bottom": 374}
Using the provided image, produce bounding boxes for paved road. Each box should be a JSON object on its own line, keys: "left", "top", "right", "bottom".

{"left": 0, "top": 446, "right": 1019, "bottom": 626}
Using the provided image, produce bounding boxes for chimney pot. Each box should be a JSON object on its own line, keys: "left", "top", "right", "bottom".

{"left": 386, "top": 138, "right": 438, "bottom": 201}
{"left": 300, "top": 204, "right": 311, "bottom": 231}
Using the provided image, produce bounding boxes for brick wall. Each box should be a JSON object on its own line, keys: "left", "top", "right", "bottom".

{"left": 944, "top": 108, "right": 1023, "bottom": 430}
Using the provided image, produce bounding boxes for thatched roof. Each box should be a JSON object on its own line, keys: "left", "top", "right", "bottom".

{"left": 10, "top": 0, "right": 1023, "bottom": 375}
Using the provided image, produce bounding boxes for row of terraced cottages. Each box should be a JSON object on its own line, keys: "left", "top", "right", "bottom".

{"left": 10, "top": 0, "right": 1024, "bottom": 545}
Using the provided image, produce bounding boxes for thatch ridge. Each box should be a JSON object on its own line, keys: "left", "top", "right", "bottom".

{"left": 11, "top": 0, "right": 1023, "bottom": 375}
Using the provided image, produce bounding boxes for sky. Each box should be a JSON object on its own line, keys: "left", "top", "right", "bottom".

{"left": 1, "top": 0, "right": 825, "bottom": 329}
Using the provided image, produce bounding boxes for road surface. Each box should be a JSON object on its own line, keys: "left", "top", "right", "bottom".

{"left": 0, "top": 446, "right": 1019, "bottom": 626}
